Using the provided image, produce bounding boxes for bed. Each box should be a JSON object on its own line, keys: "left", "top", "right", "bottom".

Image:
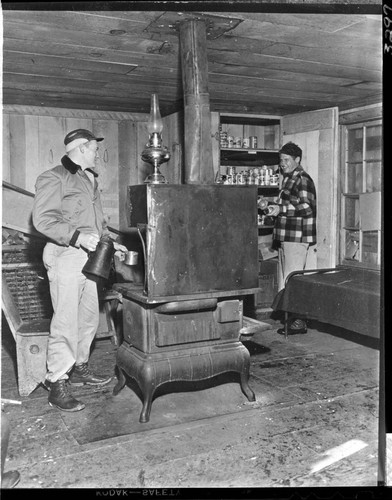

{"left": 272, "top": 266, "right": 381, "bottom": 339}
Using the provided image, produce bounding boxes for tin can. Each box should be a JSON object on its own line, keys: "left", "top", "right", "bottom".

{"left": 242, "top": 137, "right": 250, "bottom": 148}
{"left": 227, "top": 136, "right": 234, "bottom": 148}
{"left": 220, "top": 131, "right": 228, "bottom": 147}
{"left": 236, "top": 172, "right": 246, "bottom": 185}
{"left": 250, "top": 136, "right": 258, "bottom": 149}
{"left": 234, "top": 136, "right": 242, "bottom": 148}
{"left": 227, "top": 166, "right": 235, "bottom": 176}
{"left": 263, "top": 167, "right": 270, "bottom": 185}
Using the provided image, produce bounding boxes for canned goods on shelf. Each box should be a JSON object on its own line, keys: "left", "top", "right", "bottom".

{"left": 242, "top": 137, "right": 250, "bottom": 148}
{"left": 250, "top": 136, "right": 257, "bottom": 149}
{"left": 234, "top": 137, "right": 242, "bottom": 148}
{"left": 227, "top": 136, "right": 234, "bottom": 148}
{"left": 236, "top": 173, "right": 246, "bottom": 184}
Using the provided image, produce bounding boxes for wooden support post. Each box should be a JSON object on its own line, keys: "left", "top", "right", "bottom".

{"left": 179, "top": 19, "right": 214, "bottom": 184}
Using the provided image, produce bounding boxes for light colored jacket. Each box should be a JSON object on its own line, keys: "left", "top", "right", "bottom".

{"left": 32, "top": 156, "right": 109, "bottom": 246}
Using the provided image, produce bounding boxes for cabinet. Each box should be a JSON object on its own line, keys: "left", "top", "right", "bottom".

{"left": 212, "top": 112, "right": 282, "bottom": 230}
{"left": 214, "top": 113, "right": 281, "bottom": 176}
{"left": 211, "top": 113, "right": 282, "bottom": 314}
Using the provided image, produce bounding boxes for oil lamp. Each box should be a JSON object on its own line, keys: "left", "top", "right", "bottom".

{"left": 142, "top": 93, "right": 170, "bottom": 184}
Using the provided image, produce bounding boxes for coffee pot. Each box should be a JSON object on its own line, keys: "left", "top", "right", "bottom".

{"left": 82, "top": 235, "right": 115, "bottom": 280}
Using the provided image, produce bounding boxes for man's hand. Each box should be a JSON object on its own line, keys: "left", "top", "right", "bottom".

{"left": 77, "top": 233, "right": 100, "bottom": 252}
{"left": 113, "top": 242, "right": 128, "bottom": 262}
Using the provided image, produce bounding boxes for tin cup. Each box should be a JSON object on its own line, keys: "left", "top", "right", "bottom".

{"left": 124, "top": 251, "right": 138, "bottom": 266}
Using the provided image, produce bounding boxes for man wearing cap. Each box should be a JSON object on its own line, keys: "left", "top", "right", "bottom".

{"left": 32, "top": 129, "right": 127, "bottom": 412}
{"left": 268, "top": 142, "right": 317, "bottom": 335}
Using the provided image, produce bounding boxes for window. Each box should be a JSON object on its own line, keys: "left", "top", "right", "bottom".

{"left": 339, "top": 119, "right": 382, "bottom": 269}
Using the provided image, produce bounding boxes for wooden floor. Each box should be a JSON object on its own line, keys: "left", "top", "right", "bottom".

{"left": 1, "top": 317, "right": 381, "bottom": 490}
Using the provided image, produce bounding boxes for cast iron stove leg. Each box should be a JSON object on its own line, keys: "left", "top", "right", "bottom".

{"left": 139, "top": 383, "right": 154, "bottom": 423}
{"left": 240, "top": 371, "right": 256, "bottom": 402}
{"left": 113, "top": 366, "right": 126, "bottom": 396}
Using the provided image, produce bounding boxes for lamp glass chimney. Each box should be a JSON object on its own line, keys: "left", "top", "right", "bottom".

{"left": 147, "top": 93, "right": 163, "bottom": 135}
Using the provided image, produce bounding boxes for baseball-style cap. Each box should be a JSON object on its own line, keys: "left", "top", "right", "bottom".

{"left": 64, "top": 129, "right": 104, "bottom": 153}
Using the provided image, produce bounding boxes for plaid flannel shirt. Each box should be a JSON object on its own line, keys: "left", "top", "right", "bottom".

{"left": 273, "top": 167, "right": 317, "bottom": 244}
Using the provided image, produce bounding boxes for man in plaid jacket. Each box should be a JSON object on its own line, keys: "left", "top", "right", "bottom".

{"left": 268, "top": 142, "right": 317, "bottom": 335}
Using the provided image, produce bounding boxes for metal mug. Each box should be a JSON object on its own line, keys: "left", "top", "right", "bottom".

{"left": 124, "top": 251, "right": 138, "bottom": 266}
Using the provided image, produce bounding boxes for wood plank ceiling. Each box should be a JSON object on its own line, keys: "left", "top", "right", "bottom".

{"left": 1, "top": 5, "right": 383, "bottom": 117}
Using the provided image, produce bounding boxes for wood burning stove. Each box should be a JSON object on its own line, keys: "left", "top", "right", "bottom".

{"left": 113, "top": 184, "right": 259, "bottom": 422}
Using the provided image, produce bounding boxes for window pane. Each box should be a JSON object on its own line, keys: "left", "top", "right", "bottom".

{"left": 344, "top": 197, "right": 359, "bottom": 228}
{"left": 365, "top": 125, "right": 382, "bottom": 161}
{"left": 348, "top": 128, "right": 363, "bottom": 162}
{"left": 340, "top": 120, "right": 381, "bottom": 269}
{"left": 346, "top": 163, "right": 362, "bottom": 193}
{"left": 366, "top": 161, "right": 382, "bottom": 193}
{"left": 343, "top": 230, "right": 360, "bottom": 261}
{"left": 362, "top": 230, "right": 379, "bottom": 265}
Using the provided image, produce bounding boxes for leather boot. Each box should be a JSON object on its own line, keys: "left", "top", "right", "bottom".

{"left": 48, "top": 380, "right": 85, "bottom": 412}
{"left": 277, "top": 318, "right": 308, "bottom": 336}
{"left": 69, "top": 363, "right": 112, "bottom": 387}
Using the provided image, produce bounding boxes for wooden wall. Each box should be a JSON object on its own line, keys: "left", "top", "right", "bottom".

{"left": 2, "top": 105, "right": 184, "bottom": 236}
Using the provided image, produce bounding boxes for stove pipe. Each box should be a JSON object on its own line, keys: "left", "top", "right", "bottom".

{"left": 179, "top": 19, "right": 214, "bottom": 185}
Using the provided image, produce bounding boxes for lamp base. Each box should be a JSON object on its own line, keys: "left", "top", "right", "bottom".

{"left": 144, "top": 170, "right": 167, "bottom": 184}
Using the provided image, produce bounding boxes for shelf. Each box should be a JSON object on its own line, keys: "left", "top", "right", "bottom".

{"left": 221, "top": 148, "right": 279, "bottom": 154}
{"left": 214, "top": 185, "right": 279, "bottom": 189}
{"left": 220, "top": 114, "right": 280, "bottom": 126}
{"left": 258, "top": 225, "right": 274, "bottom": 229}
